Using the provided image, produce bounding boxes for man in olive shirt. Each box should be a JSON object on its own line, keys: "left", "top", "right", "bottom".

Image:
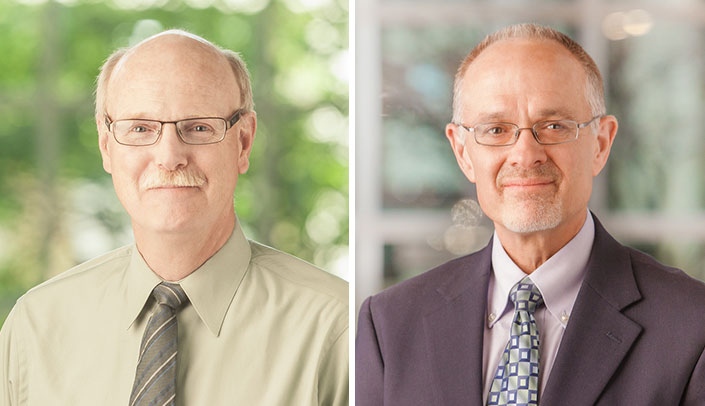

{"left": 0, "top": 30, "right": 348, "bottom": 405}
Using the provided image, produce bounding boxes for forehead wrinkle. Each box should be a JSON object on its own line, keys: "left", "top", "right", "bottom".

{"left": 472, "top": 109, "right": 581, "bottom": 125}
{"left": 464, "top": 92, "right": 585, "bottom": 122}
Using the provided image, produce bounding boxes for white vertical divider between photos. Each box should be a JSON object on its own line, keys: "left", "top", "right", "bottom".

{"left": 355, "top": 0, "right": 384, "bottom": 312}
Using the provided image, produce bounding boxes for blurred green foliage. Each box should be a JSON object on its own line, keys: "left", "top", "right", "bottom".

{"left": 0, "top": 0, "right": 349, "bottom": 324}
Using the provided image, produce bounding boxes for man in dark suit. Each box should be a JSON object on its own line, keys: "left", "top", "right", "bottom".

{"left": 356, "top": 23, "right": 705, "bottom": 405}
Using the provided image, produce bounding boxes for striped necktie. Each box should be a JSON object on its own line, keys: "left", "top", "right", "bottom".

{"left": 130, "top": 282, "right": 188, "bottom": 406}
{"left": 487, "top": 276, "right": 544, "bottom": 406}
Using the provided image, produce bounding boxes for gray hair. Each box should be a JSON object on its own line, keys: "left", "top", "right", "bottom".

{"left": 451, "top": 23, "right": 605, "bottom": 123}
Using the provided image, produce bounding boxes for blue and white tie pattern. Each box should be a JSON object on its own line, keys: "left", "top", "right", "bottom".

{"left": 487, "top": 277, "right": 543, "bottom": 406}
{"left": 130, "top": 282, "right": 188, "bottom": 406}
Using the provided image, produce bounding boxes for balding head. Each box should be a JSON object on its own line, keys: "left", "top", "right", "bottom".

{"left": 451, "top": 23, "right": 605, "bottom": 123}
{"left": 95, "top": 29, "right": 253, "bottom": 121}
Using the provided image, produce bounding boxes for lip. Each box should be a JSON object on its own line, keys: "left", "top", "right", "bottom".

{"left": 147, "top": 185, "right": 200, "bottom": 191}
{"left": 501, "top": 179, "right": 554, "bottom": 188}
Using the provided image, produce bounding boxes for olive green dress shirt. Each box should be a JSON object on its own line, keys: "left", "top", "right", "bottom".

{"left": 0, "top": 220, "right": 348, "bottom": 405}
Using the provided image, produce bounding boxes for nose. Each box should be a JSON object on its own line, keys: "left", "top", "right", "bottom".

{"left": 152, "top": 123, "right": 188, "bottom": 171}
{"left": 507, "top": 127, "right": 548, "bottom": 168}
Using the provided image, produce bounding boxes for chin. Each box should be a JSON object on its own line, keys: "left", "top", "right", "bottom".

{"left": 135, "top": 210, "right": 203, "bottom": 234}
{"left": 499, "top": 202, "right": 563, "bottom": 234}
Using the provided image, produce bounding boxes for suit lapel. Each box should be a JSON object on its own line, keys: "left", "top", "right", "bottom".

{"left": 422, "top": 243, "right": 493, "bottom": 405}
{"left": 541, "top": 216, "right": 643, "bottom": 406}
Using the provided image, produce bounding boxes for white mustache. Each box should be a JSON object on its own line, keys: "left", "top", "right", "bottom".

{"left": 141, "top": 169, "right": 206, "bottom": 189}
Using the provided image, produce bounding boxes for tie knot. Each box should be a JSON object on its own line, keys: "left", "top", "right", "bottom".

{"left": 510, "top": 277, "right": 543, "bottom": 314}
{"left": 152, "top": 282, "right": 188, "bottom": 310}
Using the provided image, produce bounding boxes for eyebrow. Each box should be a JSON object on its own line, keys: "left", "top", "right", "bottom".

{"left": 472, "top": 112, "right": 507, "bottom": 123}
{"left": 110, "top": 112, "right": 229, "bottom": 121}
{"left": 534, "top": 108, "right": 578, "bottom": 120}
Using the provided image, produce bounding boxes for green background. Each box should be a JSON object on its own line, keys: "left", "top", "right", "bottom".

{"left": 0, "top": 0, "right": 349, "bottom": 324}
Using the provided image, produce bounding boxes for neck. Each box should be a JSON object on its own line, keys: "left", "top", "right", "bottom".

{"left": 133, "top": 215, "right": 235, "bottom": 281}
{"left": 495, "top": 212, "right": 587, "bottom": 274}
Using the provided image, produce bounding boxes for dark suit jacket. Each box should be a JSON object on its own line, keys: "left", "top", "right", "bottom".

{"left": 356, "top": 215, "right": 705, "bottom": 405}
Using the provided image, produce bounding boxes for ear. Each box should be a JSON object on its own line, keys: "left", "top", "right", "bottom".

{"left": 236, "top": 111, "right": 257, "bottom": 174}
{"left": 96, "top": 115, "right": 113, "bottom": 174}
{"left": 445, "top": 123, "right": 477, "bottom": 183}
{"left": 592, "top": 115, "right": 618, "bottom": 176}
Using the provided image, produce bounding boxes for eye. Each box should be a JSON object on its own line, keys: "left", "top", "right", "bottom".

{"left": 192, "top": 124, "right": 212, "bottom": 132}
{"left": 182, "top": 121, "right": 216, "bottom": 134}
{"left": 487, "top": 126, "right": 505, "bottom": 135}
{"left": 539, "top": 121, "right": 569, "bottom": 132}
{"left": 126, "top": 121, "right": 159, "bottom": 134}
{"left": 481, "top": 123, "right": 512, "bottom": 137}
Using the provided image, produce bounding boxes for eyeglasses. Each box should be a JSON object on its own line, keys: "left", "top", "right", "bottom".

{"left": 455, "top": 115, "right": 603, "bottom": 146}
{"left": 104, "top": 109, "right": 246, "bottom": 146}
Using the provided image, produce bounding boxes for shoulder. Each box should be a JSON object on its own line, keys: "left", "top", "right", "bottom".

{"left": 591, "top": 215, "right": 705, "bottom": 310}
{"left": 2, "top": 245, "right": 134, "bottom": 343}
{"left": 245, "top": 241, "right": 348, "bottom": 344}
{"left": 247, "top": 240, "right": 347, "bottom": 307}
{"left": 366, "top": 244, "right": 491, "bottom": 318}
{"left": 18, "top": 244, "right": 133, "bottom": 305}
{"left": 628, "top": 247, "right": 705, "bottom": 306}
{"left": 594, "top": 224, "right": 705, "bottom": 321}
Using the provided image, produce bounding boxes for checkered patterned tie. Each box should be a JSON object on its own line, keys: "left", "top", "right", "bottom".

{"left": 130, "top": 282, "right": 188, "bottom": 406}
{"left": 487, "top": 277, "right": 544, "bottom": 406}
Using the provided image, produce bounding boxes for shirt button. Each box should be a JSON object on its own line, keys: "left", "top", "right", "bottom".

{"left": 560, "top": 312, "right": 570, "bottom": 324}
{"left": 488, "top": 312, "right": 496, "bottom": 323}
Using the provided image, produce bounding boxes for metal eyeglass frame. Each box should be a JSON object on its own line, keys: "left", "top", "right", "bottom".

{"left": 103, "top": 109, "right": 246, "bottom": 146}
{"left": 454, "top": 115, "right": 603, "bottom": 146}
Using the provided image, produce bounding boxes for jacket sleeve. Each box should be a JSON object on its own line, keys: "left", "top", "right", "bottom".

{"left": 356, "top": 297, "right": 385, "bottom": 405}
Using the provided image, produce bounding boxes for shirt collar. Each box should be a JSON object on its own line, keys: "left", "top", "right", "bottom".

{"left": 124, "top": 247, "right": 162, "bottom": 331}
{"left": 124, "top": 219, "right": 252, "bottom": 336}
{"left": 488, "top": 210, "right": 594, "bottom": 328}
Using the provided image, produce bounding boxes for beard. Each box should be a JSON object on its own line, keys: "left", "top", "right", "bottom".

{"left": 496, "top": 163, "right": 563, "bottom": 234}
{"left": 500, "top": 194, "right": 563, "bottom": 233}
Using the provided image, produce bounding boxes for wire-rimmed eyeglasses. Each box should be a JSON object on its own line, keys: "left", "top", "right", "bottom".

{"left": 454, "top": 115, "right": 603, "bottom": 146}
{"left": 104, "top": 109, "right": 246, "bottom": 146}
